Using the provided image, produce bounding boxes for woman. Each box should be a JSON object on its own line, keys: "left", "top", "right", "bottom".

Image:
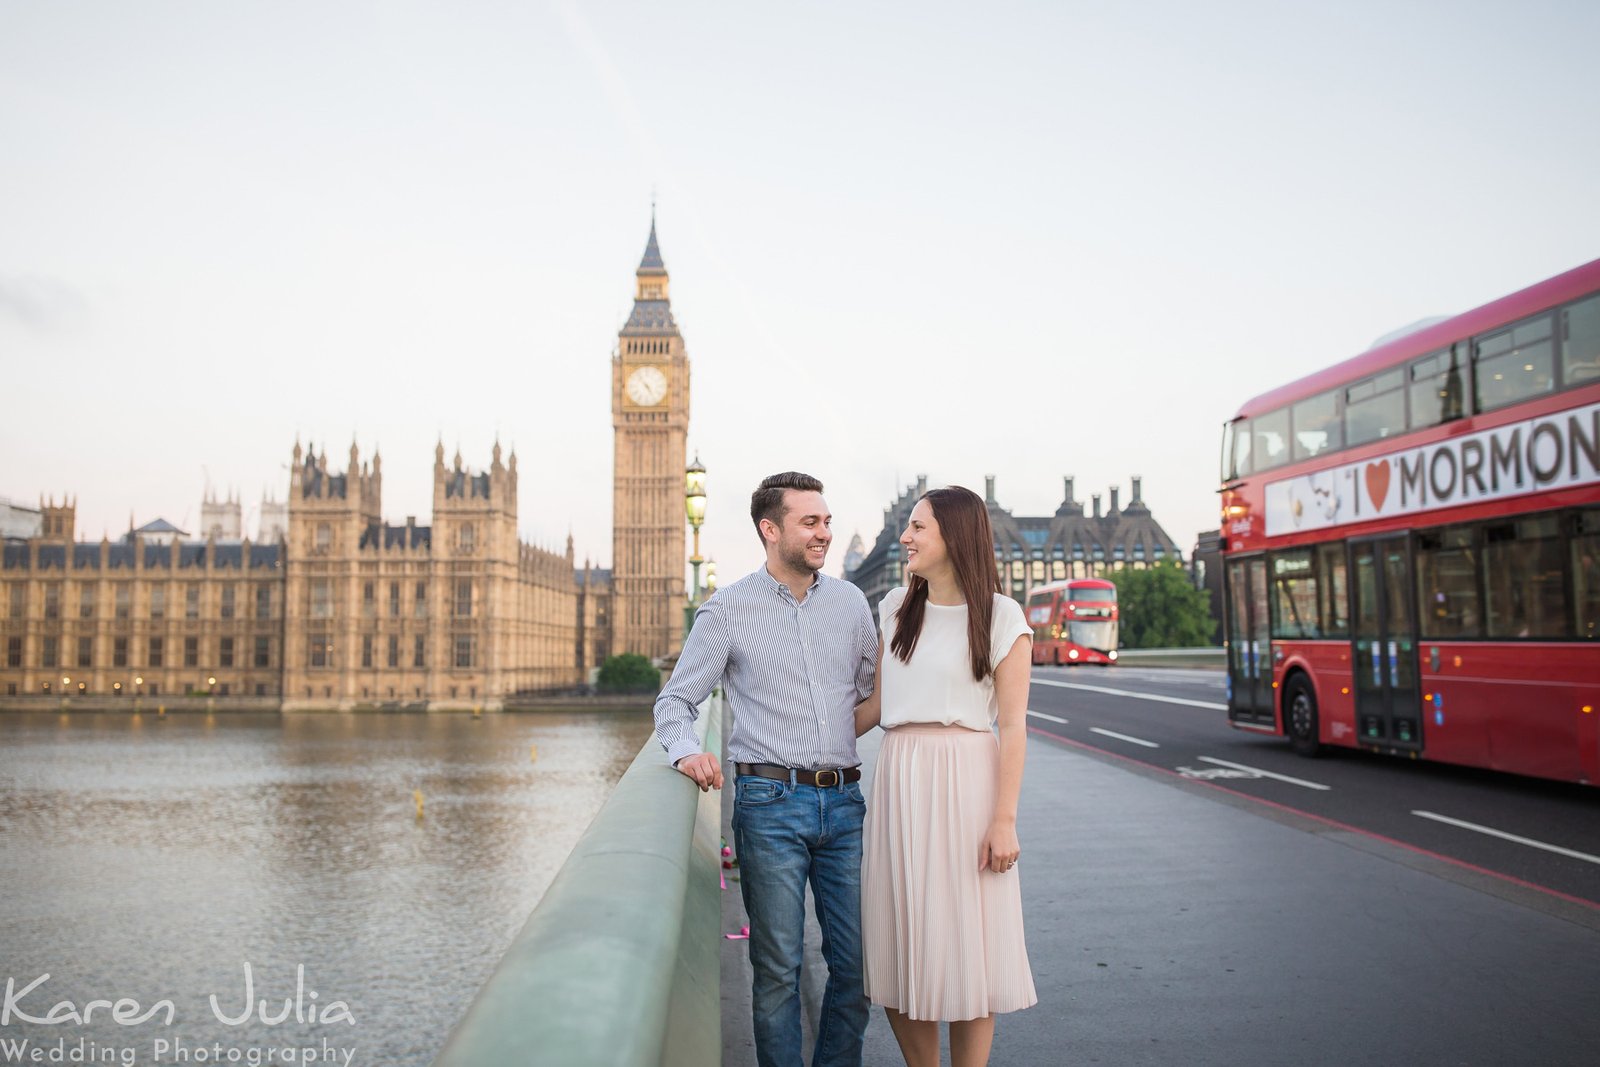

{"left": 857, "top": 485, "right": 1037, "bottom": 1067}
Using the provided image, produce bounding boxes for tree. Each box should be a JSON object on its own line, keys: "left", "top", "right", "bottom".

{"left": 1110, "top": 561, "right": 1215, "bottom": 648}
{"left": 597, "top": 652, "right": 661, "bottom": 694}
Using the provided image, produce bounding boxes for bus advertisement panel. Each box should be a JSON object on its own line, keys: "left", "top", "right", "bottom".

{"left": 1026, "top": 579, "right": 1119, "bottom": 666}
{"left": 1218, "top": 257, "right": 1600, "bottom": 785}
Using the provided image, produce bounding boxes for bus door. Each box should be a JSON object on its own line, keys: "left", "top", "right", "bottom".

{"left": 1350, "top": 536, "right": 1422, "bottom": 748}
{"left": 1226, "top": 556, "right": 1272, "bottom": 725}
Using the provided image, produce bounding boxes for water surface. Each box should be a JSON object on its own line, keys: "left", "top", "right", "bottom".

{"left": 0, "top": 708, "right": 653, "bottom": 1065}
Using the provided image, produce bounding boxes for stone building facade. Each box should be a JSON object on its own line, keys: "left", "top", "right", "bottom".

{"left": 1, "top": 497, "right": 284, "bottom": 701}
{"left": 0, "top": 217, "right": 689, "bottom": 708}
{"left": 279, "top": 439, "right": 583, "bottom": 710}
{"left": 609, "top": 216, "right": 690, "bottom": 663}
{"left": 846, "top": 475, "right": 1183, "bottom": 614}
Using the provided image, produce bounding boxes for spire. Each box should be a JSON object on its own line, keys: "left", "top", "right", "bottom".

{"left": 638, "top": 206, "right": 665, "bottom": 273}
{"left": 626, "top": 205, "right": 676, "bottom": 325}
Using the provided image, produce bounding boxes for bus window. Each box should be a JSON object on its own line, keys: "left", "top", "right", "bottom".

{"left": 1407, "top": 346, "right": 1466, "bottom": 429}
{"left": 1483, "top": 515, "right": 1568, "bottom": 638}
{"left": 1474, "top": 313, "right": 1556, "bottom": 413}
{"left": 1416, "top": 526, "right": 1481, "bottom": 638}
{"left": 1291, "top": 391, "right": 1342, "bottom": 462}
{"left": 1252, "top": 409, "right": 1290, "bottom": 471}
{"left": 1345, "top": 368, "right": 1406, "bottom": 447}
{"left": 1574, "top": 509, "right": 1600, "bottom": 640}
{"left": 1316, "top": 543, "right": 1349, "bottom": 636}
{"left": 1270, "top": 549, "right": 1318, "bottom": 638}
{"left": 1223, "top": 419, "right": 1252, "bottom": 481}
{"left": 1562, "top": 294, "right": 1600, "bottom": 385}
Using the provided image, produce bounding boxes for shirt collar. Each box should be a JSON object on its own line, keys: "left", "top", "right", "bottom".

{"left": 761, "top": 565, "right": 826, "bottom": 600}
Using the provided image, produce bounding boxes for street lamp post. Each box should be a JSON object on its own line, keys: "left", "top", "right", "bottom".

{"left": 684, "top": 454, "right": 707, "bottom": 637}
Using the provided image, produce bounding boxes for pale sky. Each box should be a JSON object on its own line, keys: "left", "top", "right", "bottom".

{"left": 4, "top": 0, "right": 1598, "bottom": 585}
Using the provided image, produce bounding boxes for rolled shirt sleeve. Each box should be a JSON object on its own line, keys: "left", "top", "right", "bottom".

{"left": 652, "top": 596, "right": 732, "bottom": 767}
{"left": 854, "top": 597, "right": 878, "bottom": 704}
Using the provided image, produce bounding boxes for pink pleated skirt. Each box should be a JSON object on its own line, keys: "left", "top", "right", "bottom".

{"left": 863, "top": 722, "right": 1037, "bottom": 1021}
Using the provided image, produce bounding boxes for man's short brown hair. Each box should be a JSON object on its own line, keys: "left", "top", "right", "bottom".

{"left": 750, "top": 472, "right": 824, "bottom": 542}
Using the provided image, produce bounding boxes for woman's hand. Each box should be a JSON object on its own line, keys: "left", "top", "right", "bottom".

{"left": 979, "top": 818, "right": 1020, "bottom": 874}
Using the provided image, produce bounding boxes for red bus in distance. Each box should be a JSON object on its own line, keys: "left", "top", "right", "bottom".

{"left": 1219, "top": 257, "right": 1600, "bottom": 785}
{"left": 1026, "top": 579, "right": 1119, "bottom": 666}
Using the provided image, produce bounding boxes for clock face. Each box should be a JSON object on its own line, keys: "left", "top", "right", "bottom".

{"left": 625, "top": 365, "right": 669, "bottom": 407}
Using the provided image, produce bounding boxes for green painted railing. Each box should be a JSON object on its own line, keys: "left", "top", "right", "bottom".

{"left": 433, "top": 694, "right": 724, "bottom": 1067}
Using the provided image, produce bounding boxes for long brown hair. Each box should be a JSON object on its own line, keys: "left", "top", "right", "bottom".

{"left": 889, "top": 486, "right": 1002, "bottom": 682}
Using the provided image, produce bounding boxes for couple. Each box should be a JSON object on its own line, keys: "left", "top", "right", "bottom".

{"left": 653, "top": 472, "right": 1036, "bottom": 1067}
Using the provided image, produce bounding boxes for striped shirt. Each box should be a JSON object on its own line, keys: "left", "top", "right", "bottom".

{"left": 653, "top": 567, "right": 878, "bottom": 770}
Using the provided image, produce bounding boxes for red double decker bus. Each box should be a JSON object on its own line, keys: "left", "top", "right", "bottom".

{"left": 1026, "top": 578, "right": 1119, "bottom": 666}
{"left": 1219, "top": 257, "right": 1600, "bottom": 785}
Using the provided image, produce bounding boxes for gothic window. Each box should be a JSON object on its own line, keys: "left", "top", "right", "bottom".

{"left": 311, "top": 580, "right": 332, "bottom": 618}
{"left": 316, "top": 523, "right": 332, "bottom": 553}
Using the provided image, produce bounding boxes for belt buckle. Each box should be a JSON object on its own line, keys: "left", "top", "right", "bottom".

{"left": 814, "top": 769, "right": 840, "bottom": 788}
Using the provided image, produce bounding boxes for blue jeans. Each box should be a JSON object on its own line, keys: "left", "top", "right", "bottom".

{"left": 733, "top": 773, "right": 868, "bottom": 1067}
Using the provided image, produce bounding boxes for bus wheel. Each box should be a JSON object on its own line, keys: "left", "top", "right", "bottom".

{"left": 1285, "top": 675, "right": 1321, "bottom": 758}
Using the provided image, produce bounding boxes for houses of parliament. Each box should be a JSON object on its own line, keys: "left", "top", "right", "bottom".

{"left": 0, "top": 221, "right": 690, "bottom": 710}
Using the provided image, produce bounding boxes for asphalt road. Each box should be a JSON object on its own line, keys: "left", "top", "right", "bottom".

{"left": 1026, "top": 665, "right": 1600, "bottom": 909}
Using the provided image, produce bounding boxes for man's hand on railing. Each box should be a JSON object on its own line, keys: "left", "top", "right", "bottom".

{"left": 673, "top": 752, "right": 724, "bottom": 792}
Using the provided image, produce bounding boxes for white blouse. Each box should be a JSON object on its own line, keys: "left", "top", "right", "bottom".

{"left": 877, "top": 586, "right": 1033, "bottom": 731}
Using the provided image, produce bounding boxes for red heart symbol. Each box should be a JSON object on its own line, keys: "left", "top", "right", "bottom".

{"left": 1365, "top": 461, "right": 1391, "bottom": 511}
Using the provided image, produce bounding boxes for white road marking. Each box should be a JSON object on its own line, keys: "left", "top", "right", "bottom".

{"left": 1177, "top": 765, "right": 1262, "bottom": 781}
{"left": 1031, "top": 677, "right": 1226, "bottom": 711}
{"left": 1027, "top": 710, "right": 1069, "bottom": 724}
{"left": 1411, "top": 811, "right": 1600, "bottom": 866}
{"left": 1089, "top": 727, "right": 1159, "bottom": 748}
{"left": 1197, "top": 756, "right": 1331, "bottom": 791}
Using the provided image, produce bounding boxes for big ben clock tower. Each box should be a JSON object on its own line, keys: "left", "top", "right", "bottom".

{"left": 611, "top": 215, "right": 690, "bottom": 662}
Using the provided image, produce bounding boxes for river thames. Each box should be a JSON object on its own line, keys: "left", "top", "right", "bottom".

{"left": 0, "top": 708, "right": 654, "bottom": 1066}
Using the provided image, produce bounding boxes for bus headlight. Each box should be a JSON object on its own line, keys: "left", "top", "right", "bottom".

{"left": 1108, "top": 650, "right": 1118, "bottom": 661}
{"left": 1068, "top": 649, "right": 1079, "bottom": 660}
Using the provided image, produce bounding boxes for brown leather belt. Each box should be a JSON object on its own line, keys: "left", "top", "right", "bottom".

{"left": 736, "top": 762, "right": 861, "bottom": 788}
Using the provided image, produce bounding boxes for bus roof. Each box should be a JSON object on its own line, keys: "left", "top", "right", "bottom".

{"left": 1026, "top": 577, "right": 1116, "bottom": 599}
{"left": 1232, "top": 256, "right": 1600, "bottom": 421}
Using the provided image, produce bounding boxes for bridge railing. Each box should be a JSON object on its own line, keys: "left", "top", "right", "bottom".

{"left": 433, "top": 693, "right": 724, "bottom": 1067}
{"left": 1112, "top": 647, "right": 1225, "bottom": 668}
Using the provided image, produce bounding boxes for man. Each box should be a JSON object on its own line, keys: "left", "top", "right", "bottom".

{"left": 653, "top": 471, "right": 877, "bottom": 1067}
